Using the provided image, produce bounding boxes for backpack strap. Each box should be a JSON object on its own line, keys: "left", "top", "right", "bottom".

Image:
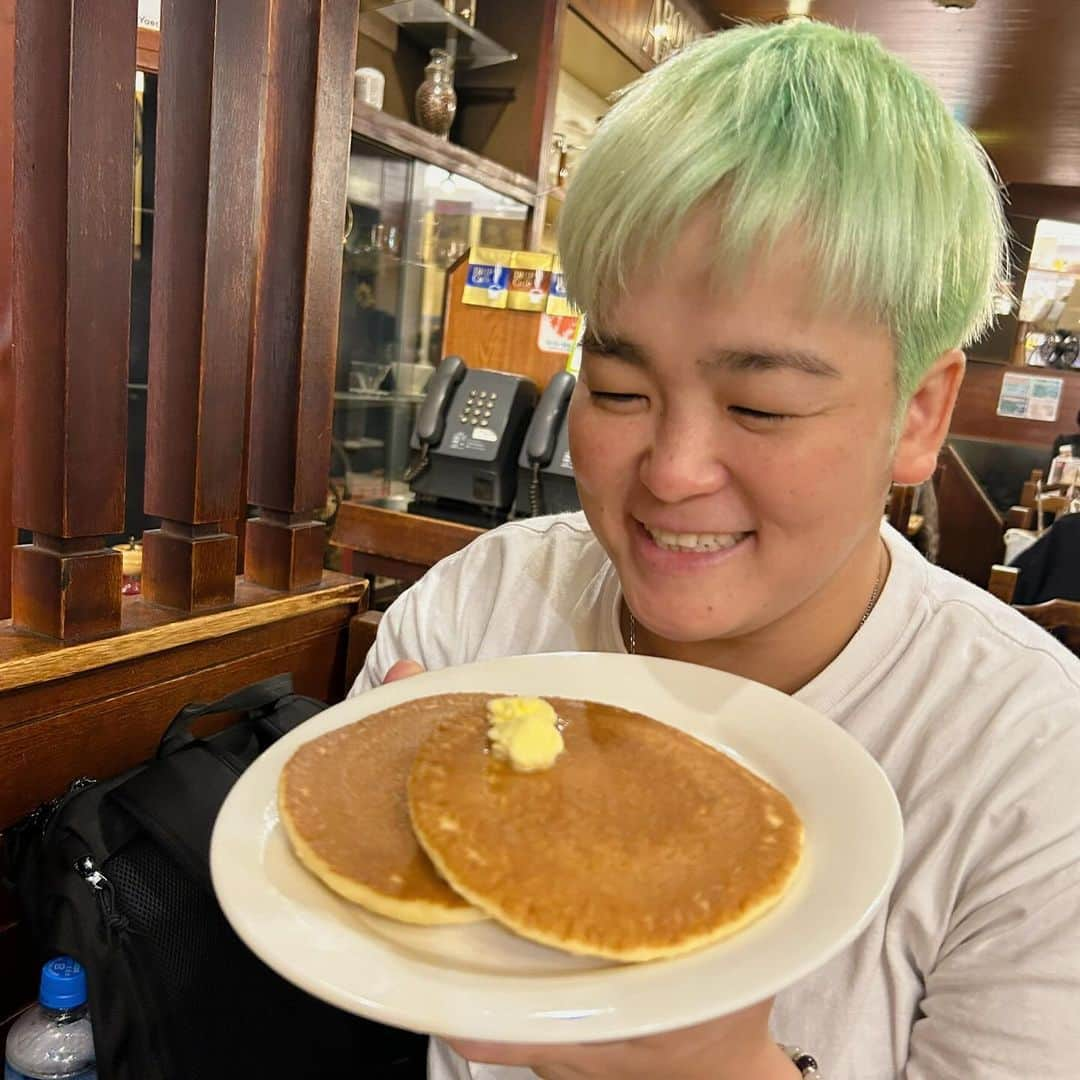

{"left": 157, "top": 674, "right": 295, "bottom": 759}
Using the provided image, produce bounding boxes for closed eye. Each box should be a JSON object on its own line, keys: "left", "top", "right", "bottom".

{"left": 729, "top": 405, "right": 790, "bottom": 423}
{"left": 589, "top": 390, "right": 648, "bottom": 413}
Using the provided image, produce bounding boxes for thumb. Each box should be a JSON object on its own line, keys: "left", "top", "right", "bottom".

{"left": 383, "top": 659, "right": 425, "bottom": 684}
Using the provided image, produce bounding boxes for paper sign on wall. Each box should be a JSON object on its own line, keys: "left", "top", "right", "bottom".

{"left": 138, "top": 0, "right": 161, "bottom": 29}
{"left": 537, "top": 313, "right": 581, "bottom": 355}
{"left": 996, "top": 372, "right": 1064, "bottom": 422}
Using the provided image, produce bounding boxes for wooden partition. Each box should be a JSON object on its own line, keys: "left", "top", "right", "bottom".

{"left": 244, "top": 0, "right": 359, "bottom": 592}
{"left": 935, "top": 444, "right": 1005, "bottom": 586}
{"left": 10, "top": 0, "right": 137, "bottom": 641}
{"left": 1, "top": 0, "right": 368, "bottom": 1040}
{"left": 0, "top": 0, "right": 13, "bottom": 621}
{"left": 141, "top": 0, "right": 270, "bottom": 611}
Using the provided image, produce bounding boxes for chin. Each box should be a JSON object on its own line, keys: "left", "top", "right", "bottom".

{"left": 632, "top": 606, "right": 744, "bottom": 645}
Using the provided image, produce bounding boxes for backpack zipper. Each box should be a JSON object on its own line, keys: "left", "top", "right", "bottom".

{"left": 75, "top": 854, "right": 129, "bottom": 939}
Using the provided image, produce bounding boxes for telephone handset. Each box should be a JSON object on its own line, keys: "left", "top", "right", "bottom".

{"left": 407, "top": 356, "right": 539, "bottom": 512}
{"left": 406, "top": 354, "right": 467, "bottom": 481}
{"left": 415, "top": 354, "right": 466, "bottom": 446}
{"left": 517, "top": 371, "right": 579, "bottom": 518}
{"left": 524, "top": 370, "right": 575, "bottom": 469}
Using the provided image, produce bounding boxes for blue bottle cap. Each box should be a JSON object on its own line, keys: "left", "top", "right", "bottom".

{"left": 39, "top": 956, "right": 88, "bottom": 1010}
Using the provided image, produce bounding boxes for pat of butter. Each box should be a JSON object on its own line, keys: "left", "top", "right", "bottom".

{"left": 486, "top": 696, "right": 564, "bottom": 772}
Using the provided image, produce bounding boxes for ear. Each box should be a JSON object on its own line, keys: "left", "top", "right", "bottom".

{"left": 891, "top": 349, "right": 965, "bottom": 485}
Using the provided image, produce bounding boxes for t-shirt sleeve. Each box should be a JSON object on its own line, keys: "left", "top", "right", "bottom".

{"left": 904, "top": 706, "right": 1080, "bottom": 1079}
{"left": 346, "top": 535, "right": 502, "bottom": 698}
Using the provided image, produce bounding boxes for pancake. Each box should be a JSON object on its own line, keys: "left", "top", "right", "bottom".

{"left": 278, "top": 696, "right": 487, "bottom": 925}
{"left": 408, "top": 696, "right": 803, "bottom": 961}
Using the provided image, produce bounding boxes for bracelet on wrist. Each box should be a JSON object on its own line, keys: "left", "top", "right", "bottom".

{"left": 780, "top": 1044, "right": 823, "bottom": 1078}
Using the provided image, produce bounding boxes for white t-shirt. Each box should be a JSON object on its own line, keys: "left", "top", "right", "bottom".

{"left": 352, "top": 513, "right": 1080, "bottom": 1080}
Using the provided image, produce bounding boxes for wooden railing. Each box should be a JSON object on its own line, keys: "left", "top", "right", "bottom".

{"left": 1, "top": 0, "right": 366, "bottom": 1038}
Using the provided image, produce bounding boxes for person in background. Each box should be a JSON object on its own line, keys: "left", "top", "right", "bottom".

{"left": 1048, "top": 406, "right": 1080, "bottom": 475}
{"left": 354, "top": 21, "right": 1080, "bottom": 1080}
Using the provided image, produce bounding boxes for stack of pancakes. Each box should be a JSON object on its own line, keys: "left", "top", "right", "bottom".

{"left": 278, "top": 692, "right": 803, "bottom": 962}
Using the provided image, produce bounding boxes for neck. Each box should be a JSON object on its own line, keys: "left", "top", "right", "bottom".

{"left": 624, "top": 533, "right": 888, "bottom": 696}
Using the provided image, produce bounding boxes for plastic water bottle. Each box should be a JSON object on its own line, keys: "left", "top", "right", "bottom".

{"left": 4, "top": 958, "right": 96, "bottom": 1080}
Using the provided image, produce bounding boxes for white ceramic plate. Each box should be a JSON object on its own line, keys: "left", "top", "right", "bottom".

{"left": 211, "top": 652, "right": 902, "bottom": 1044}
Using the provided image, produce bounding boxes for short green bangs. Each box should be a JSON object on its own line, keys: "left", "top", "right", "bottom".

{"left": 558, "top": 20, "right": 1008, "bottom": 399}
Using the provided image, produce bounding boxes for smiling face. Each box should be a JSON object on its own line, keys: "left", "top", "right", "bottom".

{"left": 569, "top": 216, "right": 960, "bottom": 658}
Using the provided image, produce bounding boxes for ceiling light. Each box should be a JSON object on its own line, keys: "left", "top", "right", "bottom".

{"left": 933, "top": 0, "right": 976, "bottom": 9}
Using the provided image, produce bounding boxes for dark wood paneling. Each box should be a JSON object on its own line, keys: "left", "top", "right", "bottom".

{"left": 145, "top": 0, "right": 266, "bottom": 526}
{"left": 136, "top": 25, "right": 160, "bottom": 72}
{"left": 950, "top": 360, "right": 1080, "bottom": 450}
{"left": 0, "top": 616, "right": 352, "bottom": 827}
{"left": 12, "top": 0, "right": 135, "bottom": 538}
{"left": 331, "top": 501, "right": 483, "bottom": 567}
{"left": 0, "top": 602, "right": 354, "bottom": 730}
{"left": 143, "top": 0, "right": 269, "bottom": 609}
{"left": 707, "top": 1, "right": 1080, "bottom": 188}
{"left": 456, "top": 0, "right": 567, "bottom": 181}
{"left": 1008, "top": 183, "right": 1080, "bottom": 226}
{"left": 246, "top": 0, "right": 359, "bottom": 515}
{"left": 245, "top": 0, "right": 359, "bottom": 590}
{"left": 0, "top": 0, "right": 13, "bottom": 621}
{"left": 11, "top": 0, "right": 136, "bottom": 639}
{"left": 935, "top": 444, "right": 1004, "bottom": 588}
{"left": 346, "top": 609, "right": 382, "bottom": 690}
{"left": 0, "top": 572, "right": 363, "bottom": 691}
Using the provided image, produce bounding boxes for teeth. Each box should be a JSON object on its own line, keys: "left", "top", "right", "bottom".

{"left": 645, "top": 526, "right": 746, "bottom": 553}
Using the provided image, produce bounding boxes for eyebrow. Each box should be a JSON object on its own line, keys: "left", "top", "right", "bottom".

{"left": 582, "top": 333, "right": 841, "bottom": 379}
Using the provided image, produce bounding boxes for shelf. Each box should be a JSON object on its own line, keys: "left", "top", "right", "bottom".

{"left": 352, "top": 105, "right": 537, "bottom": 207}
{"left": 371, "top": 0, "right": 517, "bottom": 70}
{"left": 334, "top": 390, "right": 427, "bottom": 404}
{"left": 343, "top": 248, "right": 448, "bottom": 273}
{"left": 342, "top": 437, "right": 386, "bottom": 451}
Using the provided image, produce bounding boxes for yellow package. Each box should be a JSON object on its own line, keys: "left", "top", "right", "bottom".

{"left": 546, "top": 257, "right": 575, "bottom": 316}
{"left": 507, "top": 251, "right": 553, "bottom": 312}
{"left": 462, "top": 246, "right": 513, "bottom": 308}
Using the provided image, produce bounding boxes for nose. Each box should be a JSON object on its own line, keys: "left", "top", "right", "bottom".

{"left": 639, "top": 407, "right": 733, "bottom": 503}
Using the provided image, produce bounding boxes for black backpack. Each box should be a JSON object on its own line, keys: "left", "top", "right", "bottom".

{"left": 5, "top": 674, "right": 427, "bottom": 1080}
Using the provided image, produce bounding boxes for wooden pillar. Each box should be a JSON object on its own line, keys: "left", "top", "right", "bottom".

{"left": 0, "top": 0, "right": 14, "bottom": 621}
{"left": 10, "top": 0, "right": 136, "bottom": 641}
{"left": 141, "top": 0, "right": 270, "bottom": 611}
{"left": 244, "top": 0, "right": 358, "bottom": 592}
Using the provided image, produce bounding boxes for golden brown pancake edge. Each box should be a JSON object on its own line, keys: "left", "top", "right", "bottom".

{"left": 277, "top": 697, "right": 492, "bottom": 926}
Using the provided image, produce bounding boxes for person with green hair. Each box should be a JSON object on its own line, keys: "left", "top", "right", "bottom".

{"left": 354, "top": 19, "right": 1080, "bottom": 1079}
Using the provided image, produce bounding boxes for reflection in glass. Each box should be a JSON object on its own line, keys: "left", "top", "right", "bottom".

{"left": 329, "top": 143, "right": 528, "bottom": 520}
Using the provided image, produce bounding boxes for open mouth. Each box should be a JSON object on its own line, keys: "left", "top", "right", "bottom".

{"left": 641, "top": 523, "right": 753, "bottom": 554}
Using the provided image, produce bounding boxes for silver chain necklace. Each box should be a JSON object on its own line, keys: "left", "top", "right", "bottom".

{"left": 627, "top": 546, "right": 886, "bottom": 656}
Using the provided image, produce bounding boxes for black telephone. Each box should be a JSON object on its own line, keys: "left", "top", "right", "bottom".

{"left": 407, "top": 354, "right": 538, "bottom": 515}
{"left": 515, "top": 370, "right": 580, "bottom": 518}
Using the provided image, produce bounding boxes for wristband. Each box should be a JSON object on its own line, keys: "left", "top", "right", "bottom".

{"left": 780, "top": 1044, "right": 822, "bottom": 1078}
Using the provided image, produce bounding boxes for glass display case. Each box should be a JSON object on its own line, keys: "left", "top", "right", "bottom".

{"left": 330, "top": 136, "right": 529, "bottom": 512}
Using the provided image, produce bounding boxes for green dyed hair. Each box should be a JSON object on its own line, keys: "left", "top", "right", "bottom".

{"left": 559, "top": 20, "right": 1008, "bottom": 400}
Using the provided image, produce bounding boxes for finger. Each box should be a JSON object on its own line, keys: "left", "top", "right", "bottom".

{"left": 382, "top": 660, "right": 425, "bottom": 684}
